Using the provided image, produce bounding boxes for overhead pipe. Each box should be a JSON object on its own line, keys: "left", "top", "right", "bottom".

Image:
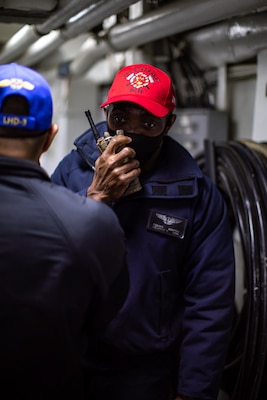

{"left": 0, "top": 25, "right": 41, "bottom": 64}
{"left": 107, "top": 0, "right": 267, "bottom": 50}
{"left": 2, "top": 0, "right": 267, "bottom": 72}
{"left": 0, "top": 0, "right": 104, "bottom": 64}
{"left": 70, "top": 0, "right": 267, "bottom": 76}
{"left": 69, "top": 36, "right": 111, "bottom": 77}
{"left": 17, "top": 0, "right": 138, "bottom": 66}
{"left": 17, "top": 30, "right": 63, "bottom": 67}
{"left": 0, "top": 0, "right": 57, "bottom": 12}
{"left": 61, "top": 0, "right": 137, "bottom": 39}
{"left": 185, "top": 12, "right": 267, "bottom": 69}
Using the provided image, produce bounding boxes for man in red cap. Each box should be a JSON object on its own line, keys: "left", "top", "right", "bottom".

{"left": 52, "top": 63, "right": 235, "bottom": 400}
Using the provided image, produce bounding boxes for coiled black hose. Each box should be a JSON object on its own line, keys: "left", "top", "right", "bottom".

{"left": 196, "top": 140, "right": 267, "bottom": 400}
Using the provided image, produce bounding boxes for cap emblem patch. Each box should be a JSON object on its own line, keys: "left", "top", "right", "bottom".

{"left": 0, "top": 78, "right": 34, "bottom": 91}
{"left": 126, "top": 72, "right": 155, "bottom": 90}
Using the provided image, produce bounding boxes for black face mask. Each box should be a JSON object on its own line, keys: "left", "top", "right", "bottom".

{"left": 108, "top": 128, "right": 164, "bottom": 165}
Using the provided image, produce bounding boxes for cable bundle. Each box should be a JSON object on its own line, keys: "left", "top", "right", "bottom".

{"left": 196, "top": 140, "right": 267, "bottom": 400}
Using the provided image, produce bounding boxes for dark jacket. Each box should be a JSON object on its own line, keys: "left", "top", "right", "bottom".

{"left": 0, "top": 155, "right": 128, "bottom": 399}
{"left": 51, "top": 122, "right": 235, "bottom": 400}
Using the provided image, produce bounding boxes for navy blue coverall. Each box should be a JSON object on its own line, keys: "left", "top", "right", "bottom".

{"left": 0, "top": 155, "right": 128, "bottom": 400}
{"left": 51, "top": 122, "right": 235, "bottom": 400}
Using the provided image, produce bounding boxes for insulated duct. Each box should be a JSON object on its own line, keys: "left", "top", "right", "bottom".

{"left": 186, "top": 12, "right": 267, "bottom": 69}
{"left": 1, "top": 0, "right": 137, "bottom": 66}
{"left": 2, "top": 0, "right": 267, "bottom": 71}
{"left": 70, "top": 0, "right": 267, "bottom": 76}
{"left": 108, "top": 0, "right": 267, "bottom": 50}
{"left": 0, "top": 0, "right": 101, "bottom": 63}
{"left": 0, "top": 0, "right": 135, "bottom": 64}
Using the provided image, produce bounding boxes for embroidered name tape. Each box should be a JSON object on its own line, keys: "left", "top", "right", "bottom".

{"left": 0, "top": 114, "right": 35, "bottom": 129}
{"left": 147, "top": 209, "right": 187, "bottom": 239}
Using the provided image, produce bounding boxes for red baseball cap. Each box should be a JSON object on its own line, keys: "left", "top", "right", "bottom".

{"left": 100, "top": 64, "right": 176, "bottom": 118}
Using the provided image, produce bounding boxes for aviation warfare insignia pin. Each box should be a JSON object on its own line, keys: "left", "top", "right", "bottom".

{"left": 147, "top": 210, "right": 188, "bottom": 239}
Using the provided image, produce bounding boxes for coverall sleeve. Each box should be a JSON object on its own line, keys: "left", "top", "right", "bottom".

{"left": 51, "top": 151, "right": 89, "bottom": 197}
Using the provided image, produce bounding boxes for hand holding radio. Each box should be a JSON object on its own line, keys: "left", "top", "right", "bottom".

{"left": 85, "top": 110, "right": 141, "bottom": 202}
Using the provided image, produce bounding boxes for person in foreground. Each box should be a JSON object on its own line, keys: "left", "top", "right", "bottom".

{"left": 52, "top": 63, "right": 236, "bottom": 400}
{"left": 0, "top": 63, "right": 129, "bottom": 399}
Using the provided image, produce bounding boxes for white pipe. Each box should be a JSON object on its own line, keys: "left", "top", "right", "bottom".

{"left": 108, "top": 0, "right": 267, "bottom": 50}
{"left": 36, "top": 0, "right": 100, "bottom": 34}
{"left": 62, "top": 0, "right": 136, "bottom": 38}
{"left": 0, "top": 0, "right": 104, "bottom": 64}
{"left": 2, "top": 0, "right": 267, "bottom": 72}
{"left": 70, "top": 0, "right": 267, "bottom": 76}
{"left": 0, "top": 25, "right": 40, "bottom": 64}
{"left": 186, "top": 12, "right": 267, "bottom": 69}
{"left": 17, "top": 31, "right": 64, "bottom": 66}
{"left": 69, "top": 36, "right": 111, "bottom": 76}
{"left": 10, "top": 0, "right": 137, "bottom": 67}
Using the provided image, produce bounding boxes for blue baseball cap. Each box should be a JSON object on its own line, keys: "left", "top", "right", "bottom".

{"left": 0, "top": 63, "right": 53, "bottom": 133}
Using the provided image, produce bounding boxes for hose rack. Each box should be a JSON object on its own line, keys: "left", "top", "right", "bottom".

{"left": 196, "top": 140, "right": 267, "bottom": 400}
